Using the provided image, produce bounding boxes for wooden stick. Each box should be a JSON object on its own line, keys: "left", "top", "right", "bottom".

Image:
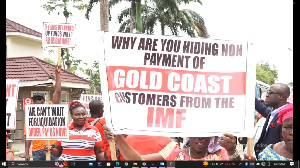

{"left": 57, "top": 48, "right": 61, "bottom": 66}
{"left": 109, "top": 140, "right": 117, "bottom": 160}
{"left": 46, "top": 140, "right": 50, "bottom": 161}
{"left": 246, "top": 138, "right": 254, "bottom": 157}
{"left": 98, "top": 122, "right": 117, "bottom": 160}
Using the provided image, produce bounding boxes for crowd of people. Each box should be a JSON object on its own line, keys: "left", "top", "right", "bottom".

{"left": 6, "top": 63, "right": 293, "bottom": 161}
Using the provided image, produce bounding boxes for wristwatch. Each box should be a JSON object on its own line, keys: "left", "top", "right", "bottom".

{"left": 228, "top": 149, "right": 240, "bottom": 159}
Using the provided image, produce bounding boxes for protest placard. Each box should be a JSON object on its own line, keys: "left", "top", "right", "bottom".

{"left": 25, "top": 104, "right": 69, "bottom": 140}
{"left": 80, "top": 94, "right": 103, "bottom": 102}
{"left": 6, "top": 79, "right": 19, "bottom": 130}
{"left": 98, "top": 32, "right": 255, "bottom": 137}
{"left": 79, "top": 94, "right": 103, "bottom": 117}
{"left": 42, "top": 22, "right": 76, "bottom": 48}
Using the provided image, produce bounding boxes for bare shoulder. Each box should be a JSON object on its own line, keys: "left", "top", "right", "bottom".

{"left": 272, "top": 141, "right": 284, "bottom": 152}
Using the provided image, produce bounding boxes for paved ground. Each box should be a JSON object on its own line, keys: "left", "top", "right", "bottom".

{"left": 10, "top": 142, "right": 32, "bottom": 161}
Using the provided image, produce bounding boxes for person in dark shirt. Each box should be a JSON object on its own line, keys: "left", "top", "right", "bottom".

{"left": 254, "top": 83, "right": 290, "bottom": 158}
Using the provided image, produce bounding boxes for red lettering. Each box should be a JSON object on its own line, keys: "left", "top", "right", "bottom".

{"left": 34, "top": 128, "right": 40, "bottom": 137}
{"left": 175, "top": 109, "right": 186, "bottom": 128}
{"left": 42, "top": 128, "right": 49, "bottom": 137}
{"left": 147, "top": 107, "right": 186, "bottom": 128}
{"left": 147, "top": 107, "right": 154, "bottom": 127}
{"left": 6, "top": 84, "right": 16, "bottom": 97}
{"left": 155, "top": 107, "right": 174, "bottom": 128}
{"left": 61, "top": 128, "right": 67, "bottom": 137}
{"left": 56, "top": 127, "right": 60, "bottom": 136}
{"left": 28, "top": 128, "right": 34, "bottom": 137}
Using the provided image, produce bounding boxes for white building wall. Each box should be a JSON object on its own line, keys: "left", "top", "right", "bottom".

{"left": 6, "top": 36, "right": 43, "bottom": 60}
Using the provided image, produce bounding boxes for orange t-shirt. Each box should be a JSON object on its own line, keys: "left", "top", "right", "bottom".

{"left": 86, "top": 117, "right": 106, "bottom": 146}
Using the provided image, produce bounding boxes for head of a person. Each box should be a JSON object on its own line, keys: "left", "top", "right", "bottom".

{"left": 32, "top": 93, "right": 45, "bottom": 104}
{"left": 277, "top": 103, "right": 293, "bottom": 151}
{"left": 89, "top": 100, "right": 104, "bottom": 117}
{"left": 188, "top": 137, "right": 213, "bottom": 153}
{"left": 69, "top": 101, "right": 87, "bottom": 127}
{"left": 265, "top": 83, "right": 290, "bottom": 108}
{"left": 6, "top": 132, "right": 12, "bottom": 149}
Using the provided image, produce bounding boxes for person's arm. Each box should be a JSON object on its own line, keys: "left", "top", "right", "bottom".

{"left": 217, "top": 133, "right": 242, "bottom": 161}
{"left": 45, "top": 144, "right": 62, "bottom": 158}
{"left": 255, "top": 97, "right": 272, "bottom": 118}
{"left": 25, "top": 140, "right": 32, "bottom": 161}
{"left": 52, "top": 64, "right": 61, "bottom": 104}
{"left": 103, "top": 125, "right": 164, "bottom": 160}
{"left": 94, "top": 145, "right": 105, "bottom": 161}
{"left": 243, "top": 153, "right": 256, "bottom": 161}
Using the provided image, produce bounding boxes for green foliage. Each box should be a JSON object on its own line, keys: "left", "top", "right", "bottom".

{"left": 11, "top": 149, "right": 20, "bottom": 153}
{"left": 256, "top": 61, "right": 278, "bottom": 85}
{"left": 60, "top": 50, "right": 86, "bottom": 74}
{"left": 42, "top": 0, "right": 74, "bottom": 18}
{"left": 113, "top": 0, "right": 209, "bottom": 37}
{"left": 80, "top": 60, "right": 101, "bottom": 94}
{"left": 43, "top": 57, "right": 56, "bottom": 65}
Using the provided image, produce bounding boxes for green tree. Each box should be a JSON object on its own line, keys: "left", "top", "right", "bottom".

{"left": 256, "top": 61, "right": 278, "bottom": 85}
{"left": 43, "top": 57, "right": 56, "bottom": 65}
{"left": 84, "top": 0, "right": 109, "bottom": 31}
{"left": 80, "top": 60, "right": 101, "bottom": 94}
{"left": 43, "top": 0, "right": 78, "bottom": 71}
{"left": 42, "top": 0, "right": 87, "bottom": 74}
{"left": 115, "top": 0, "right": 209, "bottom": 37}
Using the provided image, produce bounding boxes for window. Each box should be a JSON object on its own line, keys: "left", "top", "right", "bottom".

{"left": 61, "top": 91, "right": 69, "bottom": 104}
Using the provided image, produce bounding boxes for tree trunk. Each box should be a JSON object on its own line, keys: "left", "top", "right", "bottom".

{"left": 161, "top": 19, "right": 165, "bottom": 35}
{"left": 100, "top": 0, "right": 109, "bottom": 31}
{"left": 130, "top": 2, "right": 134, "bottom": 33}
{"left": 135, "top": 0, "right": 142, "bottom": 33}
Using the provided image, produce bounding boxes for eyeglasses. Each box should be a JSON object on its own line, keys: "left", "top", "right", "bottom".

{"left": 266, "top": 90, "right": 281, "bottom": 95}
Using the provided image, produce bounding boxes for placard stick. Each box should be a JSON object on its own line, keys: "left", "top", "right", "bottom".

{"left": 109, "top": 140, "right": 117, "bottom": 160}
{"left": 247, "top": 138, "right": 254, "bottom": 156}
{"left": 46, "top": 140, "right": 50, "bottom": 160}
{"left": 57, "top": 48, "right": 61, "bottom": 66}
{"left": 98, "top": 122, "right": 117, "bottom": 160}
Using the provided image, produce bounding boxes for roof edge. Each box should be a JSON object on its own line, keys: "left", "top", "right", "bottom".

{"left": 6, "top": 32, "right": 42, "bottom": 42}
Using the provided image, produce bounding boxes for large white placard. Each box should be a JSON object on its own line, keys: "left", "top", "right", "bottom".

{"left": 42, "top": 22, "right": 76, "bottom": 48}
{"left": 6, "top": 79, "right": 19, "bottom": 130}
{"left": 98, "top": 32, "right": 255, "bottom": 137}
{"left": 25, "top": 104, "right": 69, "bottom": 140}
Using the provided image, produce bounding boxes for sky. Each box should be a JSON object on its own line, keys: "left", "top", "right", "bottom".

{"left": 6, "top": 0, "right": 293, "bottom": 84}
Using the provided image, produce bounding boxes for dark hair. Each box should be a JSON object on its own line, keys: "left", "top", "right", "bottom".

{"left": 32, "top": 93, "right": 45, "bottom": 101}
{"left": 89, "top": 100, "right": 103, "bottom": 115}
{"left": 69, "top": 101, "right": 85, "bottom": 114}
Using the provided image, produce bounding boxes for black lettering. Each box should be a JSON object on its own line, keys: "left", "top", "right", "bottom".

{"left": 162, "top": 54, "right": 171, "bottom": 66}
{"left": 112, "top": 36, "right": 123, "bottom": 49}
{"left": 6, "top": 113, "right": 11, "bottom": 126}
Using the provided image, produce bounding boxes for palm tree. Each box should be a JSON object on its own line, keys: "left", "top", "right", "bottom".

{"left": 85, "top": 0, "right": 109, "bottom": 31}
{"left": 110, "top": 0, "right": 142, "bottom": 33}
{"left": 115, "top": 0, "right": 209, "bottom": 37}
